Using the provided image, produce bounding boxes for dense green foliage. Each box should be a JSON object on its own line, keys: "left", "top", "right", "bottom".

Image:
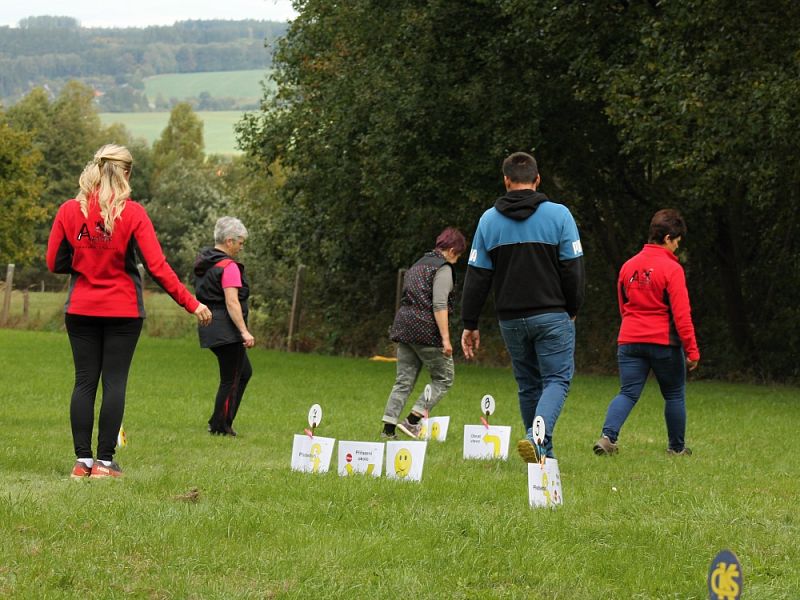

{"left": 2, "top": 329, "right": 799, "bottom": 597}
{"left": 239, "top": 0, "right": 800, "bottom": 380}
{"left": 0, "top": 17, "right": 286, "bottom": 108}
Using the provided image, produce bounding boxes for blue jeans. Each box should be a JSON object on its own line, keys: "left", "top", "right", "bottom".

{"left": 601, "top": 343, "right": 687, "bottom": 451}
{"left": 499, "top": 312, "right": 575, "bottom": 458}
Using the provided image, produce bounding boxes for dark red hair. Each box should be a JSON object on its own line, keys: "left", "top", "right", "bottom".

{"left": 435, "top": 227, "right": 467, "bottom": 254}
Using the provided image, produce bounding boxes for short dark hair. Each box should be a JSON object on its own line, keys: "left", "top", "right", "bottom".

{"left": 502, "top": 152, "right": 539, "bottom": 183}
{"left": 648, "top": 209, "right": 687, "bottom": 244}
{"left": 435, "top": 227, "right": 467, "bottom": 254}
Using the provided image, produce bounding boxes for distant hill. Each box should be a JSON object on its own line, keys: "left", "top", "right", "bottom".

{"left": 0, "top": 16, "right": 287, "bottom": 107}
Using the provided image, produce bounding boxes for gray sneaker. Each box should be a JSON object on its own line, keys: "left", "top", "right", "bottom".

{"left": 593, "top": 436, "right": 619, "bottom": 456}
{"left": 666, "top": 447, "right": 692, "bottom": 456}
{"left": 397, "top": 418, "right": 421, "bottom": 439}
{"left": 380, "top": 431, "right": 398, "bottom": 440}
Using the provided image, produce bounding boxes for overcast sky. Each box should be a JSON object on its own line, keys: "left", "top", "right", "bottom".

{"left": 0, "top": 0, "right": 297, "bottom": 28}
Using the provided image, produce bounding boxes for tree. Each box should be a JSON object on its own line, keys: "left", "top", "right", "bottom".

{"left": 240, "top": 1, "right": 800, "bottom": 377}
{"left": 152, "top": 102, "right": 204, "bottom": 176}
{"left": 0, "top": 120, "right": 46, "bottom": 264}
{"left": 146, "top": 103, "right": 230, "bottom": 280}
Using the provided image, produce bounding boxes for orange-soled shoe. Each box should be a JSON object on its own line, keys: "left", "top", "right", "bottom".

{"left": 90, "top": 461, "right": 123, "bottom": 478}
{"left": 70, "top": 461, "right": 92, "bottom": 479}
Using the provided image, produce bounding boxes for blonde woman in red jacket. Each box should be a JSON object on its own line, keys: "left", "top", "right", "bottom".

{"left": 593, "top": 209, "right": 700, "bottom": 457}
{"left": 47, "top": 144, "right": 212, "bottom": 479}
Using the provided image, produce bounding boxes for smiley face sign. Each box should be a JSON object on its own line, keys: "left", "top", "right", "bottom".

{"left": 385, "top": 441, "right": 427, "bottom": 482}
{"left": 394, "top": 447, "right": 412, "bottom": 478}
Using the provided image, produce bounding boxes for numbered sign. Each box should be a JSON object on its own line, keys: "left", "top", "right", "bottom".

{"left": 337, "top": 441, "right": 384, "bottom": 477}
{"left": 385, "top": 441, "right": 427, "bottom": 482}
{"left": 291, "top": 434, "right": 335, "bottom": 474}
{"left": 463, "top": 424, "right": 512, "bottom": 460}
{"left": 308, "top": 404, "right": 323, "bottom": 428}
{"left": 707, "top": 550, "right": 743, "bottom": 600}
{"left": 481, "top": 394, "right": 495, "bottom": 416}
{"left": 528, "top": 459, "right": 563, "bottom": 508}
{"left": 419, "top": 416, "right": 450, "bottom": 442}
{"left": 532, "top": 416, "right": 546, "bottom": 445}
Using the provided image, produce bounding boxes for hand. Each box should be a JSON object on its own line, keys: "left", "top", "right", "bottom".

{"left": 441, "top": 340, "right": 453, "bottom": 357}
{"left": 241, "top": 331, "right": 255, "bottom": 348}
{"left": 194, "top": 303, "right": 212, "bottom": 326}
{"left": 686, "top": 358, "right": 699, "bottom": 371}
{"left": 461, "top": 329, "right": 480, "bottom": 360}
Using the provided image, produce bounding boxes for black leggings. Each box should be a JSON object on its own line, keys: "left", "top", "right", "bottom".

{"left": 65, "top": 315, "right": 143, "bottom": 461}
{"left": 209, "top": 342, "right": 252, "bottom": 431}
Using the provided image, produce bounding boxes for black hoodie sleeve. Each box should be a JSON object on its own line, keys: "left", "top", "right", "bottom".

{"left": 461, "top": 265, "right": 493, "bottom": 330}
{"left": 559, "top": 255, "right": 585, "bottom": 317}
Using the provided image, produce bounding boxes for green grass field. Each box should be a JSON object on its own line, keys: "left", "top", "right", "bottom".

{"left": 99, "top": 111, "right": 249, "bottom": 156}
{"left": 0, "top": 327, "right": 797, "bottom": 598}
{"left": 143, "top": 69, "right": 274, "bottom": 105}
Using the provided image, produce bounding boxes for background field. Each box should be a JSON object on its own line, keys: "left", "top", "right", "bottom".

{"left": 99, "top": 111, "right": 248, "bottom": 155}
{"left": 0, "top": 327, "right": 797, "bottom": 598}
{"left": 142, "top": 69, "right": 274, "bottom": 105}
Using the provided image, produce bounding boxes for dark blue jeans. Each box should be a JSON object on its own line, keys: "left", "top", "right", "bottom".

{"left": 499, "top": 312, "right": 576, "bottom": 458}
{"left": 601, "top": 343, "right": 687, "bottom": 451}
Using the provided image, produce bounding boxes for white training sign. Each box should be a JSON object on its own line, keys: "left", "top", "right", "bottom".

{"left": 337, "top": 441, "right": 384, "bottom": 477}
{"left": 291, "top": 434, "right": 335, "bottom": 474}
{"left": 385, "top": 440, "right": 427, "bottom": 482}
{"left": 527, "top": 459, "right": 563, "bottom": 508}
{"left": 462, "top": 424, "right": 512, "bottom": 460}
{"left": 419, "top": 416, "right": 450, "bottom": 442}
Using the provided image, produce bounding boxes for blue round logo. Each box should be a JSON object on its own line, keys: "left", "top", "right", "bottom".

{"left": 707, "top": 549, "right": 742, "bottom": 600}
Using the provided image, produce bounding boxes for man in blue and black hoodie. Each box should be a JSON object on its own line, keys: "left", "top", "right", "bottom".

{"left": 461, "top": 152, "right": 585, "bottom": 463}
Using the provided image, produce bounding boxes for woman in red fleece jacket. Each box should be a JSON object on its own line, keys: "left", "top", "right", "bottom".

{"left": 47, "top": 144, "right": 212, "bottom": 479}
{"left": 593, "top": 209, "right": 700, "bottom": 457}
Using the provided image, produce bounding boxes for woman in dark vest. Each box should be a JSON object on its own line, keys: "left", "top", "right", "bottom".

{"left": 194, "top": 216, "right": 254, "bottom": 436}
{"left": 380, "top": 227, "right": 467, "bottom": 439}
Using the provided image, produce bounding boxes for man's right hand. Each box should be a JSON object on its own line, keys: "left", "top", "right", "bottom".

{"left": 461, "top": 329, "right": 480, "bottom": 360}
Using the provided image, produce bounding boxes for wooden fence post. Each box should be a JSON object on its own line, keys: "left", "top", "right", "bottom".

{"left": 395, "top": 268, "right": 407, "bottom": 313}
{"left": 1, "top": 264, "right": 14, "bottom": 326}
{"left": 23, "top": 288, "right": 30, "bottom": 321}
{"left": 287, "top": 264, "right": 305, "bottom": 352}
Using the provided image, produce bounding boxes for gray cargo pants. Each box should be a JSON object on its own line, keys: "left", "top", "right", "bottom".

{"left": 382, "top": 342, "right": 454, "bottom": 424}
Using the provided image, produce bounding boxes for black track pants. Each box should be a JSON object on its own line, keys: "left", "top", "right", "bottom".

{"left": 209, "top": 342, "right": 252, "bottom": 431}
{"left": 65, "top": 314, "right": 143, "bottom": 461}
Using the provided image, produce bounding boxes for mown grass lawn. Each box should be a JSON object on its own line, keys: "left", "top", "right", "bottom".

{"left": 0, "top": 329, "right": 797, "bottom": 598}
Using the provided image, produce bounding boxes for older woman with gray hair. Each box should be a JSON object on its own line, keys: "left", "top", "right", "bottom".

{"left": 194, "top": 216, "right": 255, "bottom": 436}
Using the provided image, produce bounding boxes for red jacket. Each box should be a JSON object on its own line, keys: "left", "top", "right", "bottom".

{"left": 46, "top": 198, "right": 199, "bottom": 318}
{"left": 617, "top": 244, "right": 700, "bottom": 361}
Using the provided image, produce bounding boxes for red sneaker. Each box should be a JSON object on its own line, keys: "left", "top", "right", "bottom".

{"left": 70, "top": 461, "right": 92, "bottom": 479}
{"left": 90, "top": 461, "right": 123, "bottom": 478}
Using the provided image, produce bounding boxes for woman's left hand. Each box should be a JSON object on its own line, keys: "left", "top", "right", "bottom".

{"left": 241, "top": 330, "right": 255, "bottom": 348}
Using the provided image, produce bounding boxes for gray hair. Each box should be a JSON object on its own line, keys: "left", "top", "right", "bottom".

{"left": 214, "top": 216, "right": 248, "bottom": 244}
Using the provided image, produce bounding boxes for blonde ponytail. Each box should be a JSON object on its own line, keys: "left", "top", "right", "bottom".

{"left": 76, "top": 144, "right": 133, "bottom": 234}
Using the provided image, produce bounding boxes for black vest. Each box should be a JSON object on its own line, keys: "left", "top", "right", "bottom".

{"left": 390, "top": 251, "right": 454, "bottom": 347}
{"left": 193, "top": 247, "right": 250, "bottom": 348}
